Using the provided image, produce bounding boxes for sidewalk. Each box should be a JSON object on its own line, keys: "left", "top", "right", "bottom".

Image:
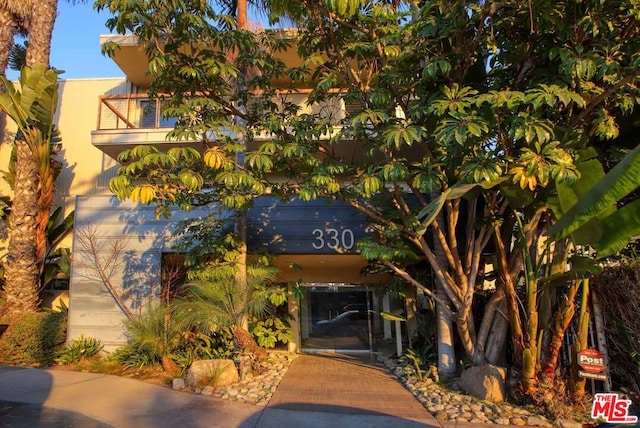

{"left": 0, "top": 356, "right": 534, "bottom": 428}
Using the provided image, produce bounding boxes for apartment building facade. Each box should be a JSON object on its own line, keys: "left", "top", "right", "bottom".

{"left": 0, "top": 34, "right": 408, "bottom": 354}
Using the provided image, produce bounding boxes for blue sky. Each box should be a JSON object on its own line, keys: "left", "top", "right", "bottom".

{"left": 7, "top": 2, "right": 123, "bottom": 81}
{"left": 7, "top": 2, "right": 275, "bottom": 82}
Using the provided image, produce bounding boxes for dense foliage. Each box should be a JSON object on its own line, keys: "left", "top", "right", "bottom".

{"left": 0, "top": 311, "right": 67, "bottom": 367}
{"left": 98, "top": 0, "right": 640, "bottom": 397}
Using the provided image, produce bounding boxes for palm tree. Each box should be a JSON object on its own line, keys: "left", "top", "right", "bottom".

{"left": 0, "top": 1, "right": 30, "bottom": 74}
{"left": 171, "top": 263, "right": 278, "bottom": 363}
{"left": 0, "top": 0, "right": 60, "bottom": 314}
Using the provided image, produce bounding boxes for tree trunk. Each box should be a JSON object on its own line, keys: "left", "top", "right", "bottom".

{"left": 237, "top": 0, "right": 247, "bottom": 29}
{"left": 484, "top": 301, "right": 509, "bottom": 365}
{"left": 27, "top": 0, "right": 58, "bottom": 276}
{"left": 478, "top": 289, "right": 509, "bottom": 365}
{"left": 435, "top": 282, "right": 456, "bottom": 375}
{"left": 25, "top": 0, "right": 57, "bottom": 67}
{"left": 432, "top": 190, "right": 457, "bottom": 376}
{"left": 233, "top": 325, "right": 267, "bottom": 359}
{"left": 0, "top": 8, "right": 18, "bottom": 74}
{"left": 2, "top": 142, "right": 41, "bottom": 314}
{"left": 1, "top": 0, "right": 59, "bottom": 314}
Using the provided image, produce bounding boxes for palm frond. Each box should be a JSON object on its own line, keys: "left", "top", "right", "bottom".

{"left": 8, "top": 42, "right": 27, "bottom": 72}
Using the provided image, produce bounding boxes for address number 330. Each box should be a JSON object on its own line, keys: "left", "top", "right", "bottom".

{"left": 312, "top": 228, "right": 355, "bottom": 250}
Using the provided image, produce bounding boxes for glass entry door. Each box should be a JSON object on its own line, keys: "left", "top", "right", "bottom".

{"left": 300, "top": 283, "right": 378, "bottom": 352}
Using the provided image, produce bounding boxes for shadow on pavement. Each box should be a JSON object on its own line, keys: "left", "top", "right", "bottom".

{"left": 0, "top": 401, "right": 114, "bottom": 428}
{"left": 257, "top": 403, "right": 440, "bottom": 427}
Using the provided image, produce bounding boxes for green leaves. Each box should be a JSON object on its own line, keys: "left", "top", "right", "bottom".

{"left": 382, "top": 123, "right": 423, "bottom": 149}
{"left": 547, "top": 143, "right": 640, "bottom": 252}
{"left": 422, "top": 59, "right": 451, "bottom": 80}
{"left": 510, "top": 142, "right": 578, "bottom": 190}
{"left": 360, "top": 175, "right": 382, "bottom": 197}
{"left": 524, "top": 84, "right": 585, "bottom": 110}
{"left": 324, "top": 0, "right": 364, "bottom": 18}
{"left": 510, "top": 113, "right": 554, "bottom": 145}
{"left": 109, "top": 175, "right": 132, "bottom": 201}
{"left": 429, "top": 84, "right": 479, "bottom": 115}
{"left": 245, "top": 152, "right": 274, "bottom": 171}
{"left": 433, "top": 112, "right": 488, "bottom": 146}
{"left": 0, "top": 64, "right": 61, "bottom": 145}
{"left": 596, "top": 199, "right": 640, "bottom": 258}
{"left": 179, "top": 169, "right": 204, "bottom": 191}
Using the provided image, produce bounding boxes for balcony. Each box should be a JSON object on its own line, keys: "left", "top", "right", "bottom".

{"left": 91, "top": 91, "right": 353, "bottom": 160}
{"left": 91, "top": 94, "right": 188, "bottom": 159}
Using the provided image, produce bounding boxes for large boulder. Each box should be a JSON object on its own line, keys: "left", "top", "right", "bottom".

{"left": 459, "top": 364, "right": 507, "bottom": 403}
{"left": 186, "top": 359, "right": 239, "bottom": 388}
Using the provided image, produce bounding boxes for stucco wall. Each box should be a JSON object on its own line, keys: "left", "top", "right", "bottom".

{"left": 0, "top": 77, "right": 132, "bottom": 253}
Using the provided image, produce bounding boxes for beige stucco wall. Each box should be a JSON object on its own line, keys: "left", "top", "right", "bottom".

{"left": 0, "top": 77, "right": 129, "bottom": 251}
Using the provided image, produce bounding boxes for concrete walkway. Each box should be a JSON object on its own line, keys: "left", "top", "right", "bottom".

{"left": 0, "top": 354, "right": 531, "bottom": 428}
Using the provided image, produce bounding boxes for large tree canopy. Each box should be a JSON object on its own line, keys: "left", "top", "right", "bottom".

{"left": 101, "top": 0, "right": 640, "bottom": 395}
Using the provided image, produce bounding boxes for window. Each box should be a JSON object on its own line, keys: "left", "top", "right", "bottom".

{"left": 139, "top": 100, "right": 178, "bottom": 128}
{"left": 160, "top": 253, "right": 187, "bottom": 304}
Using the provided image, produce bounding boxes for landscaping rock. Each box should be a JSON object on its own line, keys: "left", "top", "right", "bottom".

{"left": 554, "top": 419, "right": 584, "bottom": 428}
{"left": 459, "top": 364, "right": 507, "bottom": 403}
{"left": 171, "top": 377, "right": 185, "bottom": 391}
{"left": 186, "top": 359, "right": 239, "bottom": 388}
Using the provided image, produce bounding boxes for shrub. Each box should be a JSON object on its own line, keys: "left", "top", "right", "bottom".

{"left": 0, "top": 311, "right": 67, "bottom": 367}
{"left": 251, "top": 316, "right": 293, "bottom": 349}
{"left": 172, "top": 329, "right": 234, "bottom": 370}
{"left": 120, "top": 304, "right": 183, "bottom": 372}
{"left": 111, "top": 343, "right": 156, "bottom": 370}
{"left": 56, "top": 335, "right": 104, "bottom": 365}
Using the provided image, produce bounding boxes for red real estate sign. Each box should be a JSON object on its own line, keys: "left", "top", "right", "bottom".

{"left": 578, "top": 349, "right": 606, "bottom": 373}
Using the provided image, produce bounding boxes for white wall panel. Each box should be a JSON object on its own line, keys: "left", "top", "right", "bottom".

{"left": 67, "top": 195, "right": 216, "bottom": 348}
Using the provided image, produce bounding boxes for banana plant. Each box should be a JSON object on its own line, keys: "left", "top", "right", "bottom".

{"left": 40, "top": 207, "right": 74, "bottom": 291}
{"left": 0, "top": 64, "right": 62, "bottom": 313}
{"left": 547, "top": 143, "right": 640, "bottom": 257}
{"left": 542, "top": 144, "right": 640, "bottom": 396}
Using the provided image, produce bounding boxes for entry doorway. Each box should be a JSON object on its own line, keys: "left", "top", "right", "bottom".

{"left": 299, "top": 283, "right": 400, "bottom": 353}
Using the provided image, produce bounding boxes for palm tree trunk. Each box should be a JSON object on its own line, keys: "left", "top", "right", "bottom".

{"left": 3, "top": 142, "right": 41, "bottom": 313}
{"left": 2, "top": 0, "right": 59, "bottom": 314}
{"left": 25, "top": 0, "right": 57, "bottom": 67}
{"left": 0, "top": 8, "right": 18, "bottom": 74}
{"left": 233, "top": 325, "right": 267, "bottom": 358}
{"left": 237, "top": 0, "right": 247, "bottom": 29}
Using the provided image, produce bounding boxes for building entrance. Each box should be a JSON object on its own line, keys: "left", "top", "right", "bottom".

{"left": 299, "top": 283, "right": 398, "bottom": 353}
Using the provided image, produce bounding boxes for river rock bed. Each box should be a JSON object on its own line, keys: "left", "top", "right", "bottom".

{"left": 175, "top": 351, "right": 297, "bottom": 407}
{"left": 382, "top": 355, "right": 580, "bottom": 427}
{"left": 176, "top": 352, "right": 582, "bottom": 427}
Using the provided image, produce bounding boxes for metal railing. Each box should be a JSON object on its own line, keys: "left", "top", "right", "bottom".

{"left": 96, "top": 94, "right": 177, "bottom": 130}
{"left": 96, "top": 92, "right": 349, "bottom": 131}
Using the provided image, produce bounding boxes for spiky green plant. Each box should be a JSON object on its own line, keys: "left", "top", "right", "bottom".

{"left": 171, "top": 261, "right": 279, "bottom": 359}
{"left": 56, "top": 335, "right": 103, "bottom": 365}
{"left": 122, "top": 303, "right": 182, "bottom": 372}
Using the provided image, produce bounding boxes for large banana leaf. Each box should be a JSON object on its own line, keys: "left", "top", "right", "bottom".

{"left": 0, "top": 64, "right": 61, "bottom": 144}
{"left": 595, "top": 198, "right": 640, "bottom": 258}
{"left": 550, "top": 149, "right": 615, "bottom": 245}
{"left": 547, "top": 143, "right": 640, "bottom": 243}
